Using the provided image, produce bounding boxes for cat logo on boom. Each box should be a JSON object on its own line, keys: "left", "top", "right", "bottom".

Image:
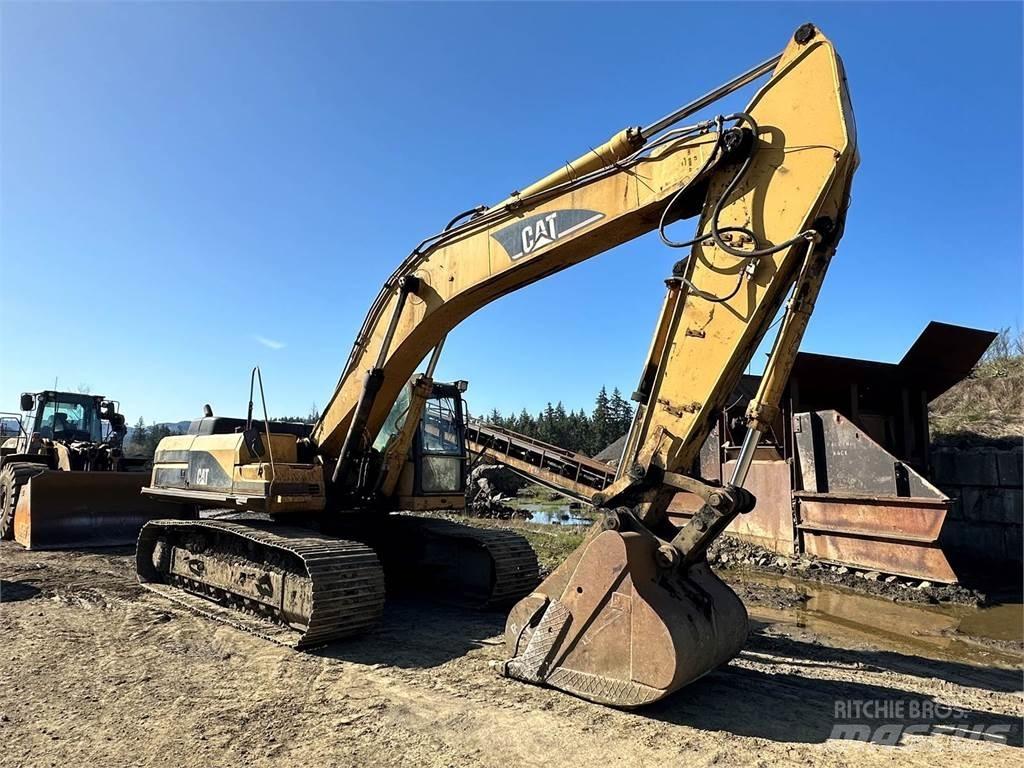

{"left": 491, "top": 209, "right": 604, "bottom": 261}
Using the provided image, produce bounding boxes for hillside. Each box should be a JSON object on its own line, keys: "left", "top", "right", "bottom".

{"left": 929, "top": 333, "right": 1024, "bottom": 446}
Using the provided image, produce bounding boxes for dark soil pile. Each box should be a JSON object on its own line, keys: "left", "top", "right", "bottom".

{"left": 707, "top": 535, "right": 984, "bottom": 606}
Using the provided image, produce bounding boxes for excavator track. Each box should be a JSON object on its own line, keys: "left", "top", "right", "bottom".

{"left": 136, "top": 519, "right": 385, "bottom": 648}
{"left": 338, "top": 514, "right": 540, "bottom": 608}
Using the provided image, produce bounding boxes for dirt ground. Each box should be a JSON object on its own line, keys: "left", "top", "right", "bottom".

{"left": 1, "top": 543, "right": 1020, "bottom": 768}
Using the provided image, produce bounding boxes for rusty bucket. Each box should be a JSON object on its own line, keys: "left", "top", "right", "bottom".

{"left": 502, "top": 525, "right": 748, "bottom": 708}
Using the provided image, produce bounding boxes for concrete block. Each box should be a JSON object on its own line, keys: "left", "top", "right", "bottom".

{"left": 962, "top": 487, "right": 1021, "bottom": 525}
{"left": 977, "top": 523, "right": 1009, "bottom": 562}
{"left": 930, "top": 450, "right": 957, "bottom": 484}
{"left": 998, "top": 489, "right": 1024, "bottom": 526}
{"left": 959, "top": 487, "right": 986, "bottom": 522}
{"left": 952, "top": 451, "right": 1000, "bottom": 487}
{"left": 1005, "top": 527, "right": 1023, "bottom": 564}
{"left": 944, "top": 520, "right": 1007, "bottom": 562}
{"left": 997, "top": 451, "right": 1023, "bottom": 488}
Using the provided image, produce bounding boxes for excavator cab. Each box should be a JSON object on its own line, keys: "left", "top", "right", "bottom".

{"left": 370, "top": 378, "right": 469, "bottom": 512}
{"left": 397, "top": 381, "right": 468, "bottom": 511}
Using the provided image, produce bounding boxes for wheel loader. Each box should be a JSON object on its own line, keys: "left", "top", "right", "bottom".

{"left": 138, "top": 24, "right": 858, "bottom": 707}
{"left": 0, "top": 390, "right": 190, "bottom": 549}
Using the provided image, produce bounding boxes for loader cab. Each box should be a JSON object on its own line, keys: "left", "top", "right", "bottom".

{"left": 20, "top": 391, "right": 106, "bottom": 444}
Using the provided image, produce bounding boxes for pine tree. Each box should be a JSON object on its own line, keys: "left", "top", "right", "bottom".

{"left": 145, "top": 423, "right": 174, "bottom": 456}
{"left": 609, "top": 387, "right": 633, "bottom": 438}
{"left": 538, "top": 402, "right": 557, "bottom": 444}
{"left": 516, "top": 408, "right": 535, "bottom": 436}
{"left": 552, "top": 402, "right": 568, "bottom": 447}
{"left": 128, "top": 417, "right": 147, "bottom": 455}
{"left": 591, "top": 386, "right": 611, "bottom": 452}
{"left": 474, "top": 384, "right": 630, "bottom": 454}
{"left": 565, "top": 408, "right": 590, "bottom": 453}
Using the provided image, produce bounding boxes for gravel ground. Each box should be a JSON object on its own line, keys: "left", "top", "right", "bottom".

{"left": 1, "top": 542, "right": 1020, "bottom": 768}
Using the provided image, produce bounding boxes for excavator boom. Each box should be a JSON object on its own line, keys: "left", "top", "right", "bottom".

{"left": 311, "top": 27, "right": 855, "bottom": 514}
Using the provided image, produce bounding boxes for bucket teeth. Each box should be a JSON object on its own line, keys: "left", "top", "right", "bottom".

{"left": 503, "top": 598, "right": 572, "bottom": 683}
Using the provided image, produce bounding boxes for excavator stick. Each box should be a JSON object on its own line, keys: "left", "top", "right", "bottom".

{"left": 13, "top": 470, "right": 193, "bottom": 550}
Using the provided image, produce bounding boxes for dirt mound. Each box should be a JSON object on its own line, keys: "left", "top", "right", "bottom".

{"left": 593, "top": 434, "right": 627, "bottom": 465}
{"left": 930, "top": 350, "right": 1024, "bottom": 443}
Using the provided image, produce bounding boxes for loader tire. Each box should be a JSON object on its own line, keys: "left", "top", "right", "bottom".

{"left": 0, "top": 462, "right": 47, "bottom": 540}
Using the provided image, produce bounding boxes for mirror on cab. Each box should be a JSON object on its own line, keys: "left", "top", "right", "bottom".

{"left": 19, "top": 393, "right": 34, "bottom": 412}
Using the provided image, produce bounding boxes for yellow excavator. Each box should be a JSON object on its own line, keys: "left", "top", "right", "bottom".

{"left": 137, "top": 23, "right": 857, "bottom": 708}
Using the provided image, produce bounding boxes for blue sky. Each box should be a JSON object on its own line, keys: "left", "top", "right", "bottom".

{"left": 2, "top": 2, "right": 1021, "bottom": 425}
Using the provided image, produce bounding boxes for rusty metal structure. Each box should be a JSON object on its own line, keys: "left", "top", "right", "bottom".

{"left": 664, "top": 322, "right": 997, "bottom": 583}
{"left": 466, "top": 322, "right": 995, "bottom": 584}
{"left": 792, "top": 410, "right": 954, "bottom": 581}
{"left": 465, "top": 421, "right": 615, "bottom": 502}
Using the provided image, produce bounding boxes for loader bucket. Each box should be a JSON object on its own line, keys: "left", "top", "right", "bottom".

{"left": 13, "top": 471, "right": 192, "bottom": 550}
{"left": 502, "top": 524, "right": 748, "bottom": 708}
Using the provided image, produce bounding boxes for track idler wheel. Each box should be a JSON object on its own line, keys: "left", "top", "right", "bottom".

{"left": 501, "top": 512, "right": 748, "bottom": 708}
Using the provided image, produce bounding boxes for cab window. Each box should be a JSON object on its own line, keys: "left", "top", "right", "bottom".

{"left": 420, "top": 397, "right": 461, "bottom": 455}
{"left": 37, "top": 398, "right": 102, "bottom": 442}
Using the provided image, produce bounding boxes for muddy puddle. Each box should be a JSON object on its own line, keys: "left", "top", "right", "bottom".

{"left": 733, "top": 569, "right": 1024, "bottom": 668}
{"left": 512, "top": 502, "right": 594, "bottom": 526}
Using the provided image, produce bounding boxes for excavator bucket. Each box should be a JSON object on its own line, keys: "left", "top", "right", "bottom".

{"left": 502, "top": 523, "right": 747, "bottom": 708}
{"left": 13, "top": 471, "right": 192, "bottom": 550}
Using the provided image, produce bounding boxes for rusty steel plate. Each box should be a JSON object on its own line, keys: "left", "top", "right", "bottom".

{"left": 796, "top": 494, "right": 956, "bottom": 582}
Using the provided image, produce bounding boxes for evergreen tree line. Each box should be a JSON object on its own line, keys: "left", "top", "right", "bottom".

{"left": 482, "top": 386, "right": 633, "bottom": 456}
{"left": 126, "top": 418, "right": 180, "bottom": 457}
